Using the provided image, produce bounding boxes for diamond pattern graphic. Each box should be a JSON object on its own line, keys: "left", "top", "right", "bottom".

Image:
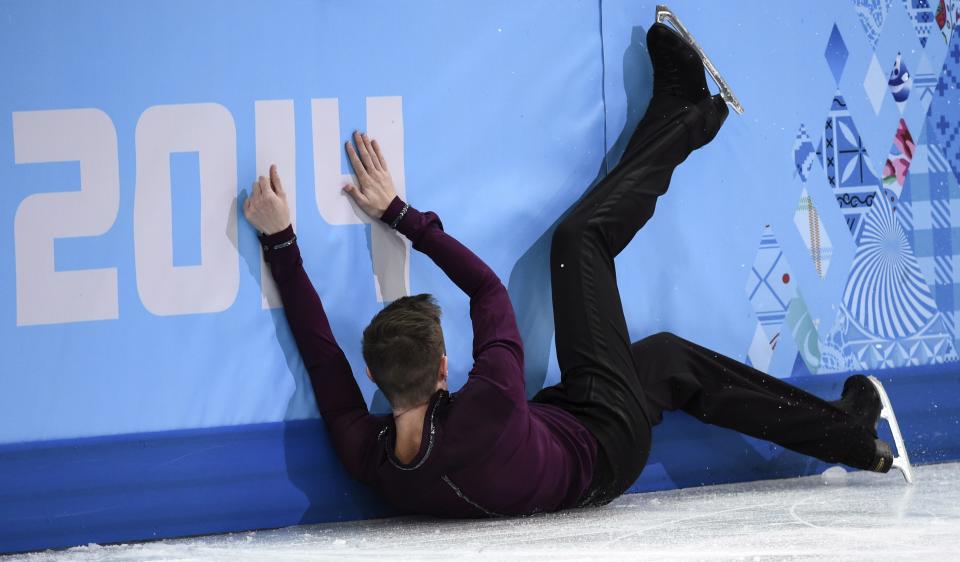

{"left": 854, "top": 0, "right": 895, "bottom": 49}
{"left": 745, "top": 226, "right": 798, "bottom": 372}
{"left": 794, "top": 188, "right": 834, "bottom": 278}
{"left": 825, "top": 23, "right": 850, "bottom": 85}
{"left": 817, "top": 94, "right": 882, "bottom": 239}
{"left": 794, "top": 124, "right": 820, "bottom": 182}
{"left": 928, "top": 31, "right": 960, "bottom": 186}
{"left": 882, "top": 118, "right": 916, "bottom": 197}
{"left": 914, "top": 4, "right": 954, "bottom": 83}
{"left": 913, "top": 53, "right": 940, "bottom": 112}
{"left": 786, "top": 295, "right": 822, "bottom": 374}
{"left": 744, "top": 226, "right": 822, "bottom": 374}
{"left": 935, "top": 0, "right": 959, "bottom": 44}
{"left": 901, "top": 112, "right": 960, "bottom": 348}
{"left": 864, "top": 53, "right": 888, "bottom": 114}
{"left": 887, "top": 53, "right": 912, "bottom": 112}
{"left": 904, "top": 0, "right": 937, "bottom": 47}
{"left": 886, "top": 52, "right": 942, "bottom": 151}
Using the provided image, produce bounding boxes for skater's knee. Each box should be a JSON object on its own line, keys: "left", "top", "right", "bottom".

{"left": 553, "top": 209, "right": 613, "bottom": 252}
{"left": 649, "top": 331, "right": 684, "bottom": 346}
{"left": 632, "top": 331, "right": 685, "bottom": 360}
{"left": 552, "top": 215, "right": 588, "bottom": 252}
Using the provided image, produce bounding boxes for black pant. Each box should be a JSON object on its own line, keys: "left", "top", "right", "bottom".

{"left": 532, "top": 101, "right": 878, "bottom": 506}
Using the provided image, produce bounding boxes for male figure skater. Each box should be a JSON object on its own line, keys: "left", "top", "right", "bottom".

{"left": 243, "top": 19, "right": 909, "bottom": 517}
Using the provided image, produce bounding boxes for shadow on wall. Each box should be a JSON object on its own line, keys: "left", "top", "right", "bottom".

{"left": 233, "top": 211, "right": 333, "bottom": 524}
{"left": 508, "top": 25, "right": 654, "bottom": 398}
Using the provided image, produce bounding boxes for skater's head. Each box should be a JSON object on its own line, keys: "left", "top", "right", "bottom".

{"left": 362, "top": 293, "right": 448, "bottom": 410}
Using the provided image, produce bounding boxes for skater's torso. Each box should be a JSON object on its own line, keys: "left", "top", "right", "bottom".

{"left": 364, "top": 365, "right": 598, "bottom": 517}
{"left": 262, "top": 200, "right": 599, "bottom": 518}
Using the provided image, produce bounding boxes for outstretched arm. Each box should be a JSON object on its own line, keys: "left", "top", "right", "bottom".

{"left": 343, "top": 132, "right": 524, "bottom": 394}
{"left": 244, "top": 166, "right": 383, "bottom": 484}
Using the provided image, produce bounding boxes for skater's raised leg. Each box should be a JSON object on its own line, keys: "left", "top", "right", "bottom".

{"left": 533, "top": 22, "right": 729, "bottom": 505}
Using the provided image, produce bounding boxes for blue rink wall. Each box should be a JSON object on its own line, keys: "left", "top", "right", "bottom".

{"left": 2, "top": 0, "right": 960, "bottom": 554}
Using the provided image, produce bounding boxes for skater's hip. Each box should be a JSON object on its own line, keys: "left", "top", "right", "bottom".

{"left": 533, "top": 375, "right": 653, "bottom": 504}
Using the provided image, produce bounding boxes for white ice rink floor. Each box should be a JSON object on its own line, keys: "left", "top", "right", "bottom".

{"left": 8, "top": 462, "right": 960, "bottom": 561}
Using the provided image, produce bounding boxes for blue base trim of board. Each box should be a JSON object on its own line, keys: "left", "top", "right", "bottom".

{"left": 2, "top": 366, "right": 958, "bottom": 554}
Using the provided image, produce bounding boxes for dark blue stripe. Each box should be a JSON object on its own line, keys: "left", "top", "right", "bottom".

{"left": 0, "top": 420, "right": 393, "bottom": 554}
{"left": 2, "top": 365, "right": 958, "bottom": 555}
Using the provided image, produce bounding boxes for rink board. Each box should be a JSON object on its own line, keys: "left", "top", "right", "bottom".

{"left": 2, "top": 368, "right": 957, "bottom": 554}
{"left": 3, "top": 0, "right": 960, "bottom": 554}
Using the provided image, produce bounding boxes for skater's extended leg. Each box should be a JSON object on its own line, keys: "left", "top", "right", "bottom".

{"left": 632, "top": 332, "right": 891, "bottom": 472}
{"left": 532, "top": 23, "right": 730, "bottom": 503}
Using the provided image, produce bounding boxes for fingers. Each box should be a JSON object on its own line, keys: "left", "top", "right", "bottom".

{"left": 342, "top": 183, "right": 367, "bottom": 204}
{"left": 353, "top": 131, "right": 378, "bottom": 172}
{"left": 269, "top": 164, "right": 284, "bottom": 195}
{"left": 360, "top": 133, "right": 382, "bottom": 171}
{"left": 345, "top": 140, "right": 369, "bottom": 180}
{"left": 371, "top": 139, "right": 388, "bottom": 171}
{"left": 258, "top": 175, "right": 273, "bottom": 199}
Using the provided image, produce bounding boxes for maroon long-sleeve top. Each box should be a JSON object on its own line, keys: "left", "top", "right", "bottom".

{"left": 260, "top": 197, "right": 598, "bottom": 517}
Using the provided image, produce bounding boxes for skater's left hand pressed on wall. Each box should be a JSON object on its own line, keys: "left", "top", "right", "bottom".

{"left": 342, "top": 130, "right": 397, "bottom": 219}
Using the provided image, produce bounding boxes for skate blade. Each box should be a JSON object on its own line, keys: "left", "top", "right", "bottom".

{"left": 655, "top": 4, "right": 744, "bottom": 115}
{"left": 866, "top": 375, "right": 915, "bottom": 484}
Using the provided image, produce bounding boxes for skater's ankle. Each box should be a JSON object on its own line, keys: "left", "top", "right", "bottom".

{"left": 647, "top": 22, "right": 710, "bottom": 104}
{"left": 869, "top": 439, "right": 894, "bottom": 473}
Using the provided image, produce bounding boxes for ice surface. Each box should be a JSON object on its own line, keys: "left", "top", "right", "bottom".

{"left": 7, "top": 462, "right": 960, "bottom": 561}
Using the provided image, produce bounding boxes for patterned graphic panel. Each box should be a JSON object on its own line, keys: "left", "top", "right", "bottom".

{"left": 794, "top": 124, "right": 820, "bottom": 182}
{"left": 786, "top": 295, "right": 822, "bottom": 373}
{"left": 935, "top": 0, "right": 959, "bottom": 44}
{"left": 745, "top": 226, "right": 797, "bottom": 373}
{"left": 817, "top": 94, "right": 882, "bottom": 239}
{"left": 744, "top": 226, "right": 822, "bottom": 374}
{"left": 819, "top": 186, "right": 958, "bottom": 372}
{"left": 929, "top": 32, "right": 960, "bottom": 185}
{"left": 842, "top": 190, "right": 937, "bottom": 338}
{"left": 794, "top": 188, "right": 834, "bottom": 278}
{"left": 882, "top": 118, "right": 915, "bottom": 197}
{"left": 820, "top": 305, "right": 957, "bottom": 370}
{"left": 901, "top": 114, "right": 960, "bottom": 348}
{"left": 887, "top": 53, "right": 911, "bottom": 111}
{"left": 783, "top": 8, "right": 960, "bottom": 375}
{"left": 854, "top": 0, "right": 895, "bottom": 49}
{"left": 903, "top": 0, "right": 937, "bottom": 47}
{"left": 913, "top": 54, "right": 941, "bottom": 116}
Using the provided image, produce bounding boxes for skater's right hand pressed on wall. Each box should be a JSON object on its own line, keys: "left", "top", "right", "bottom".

{"left": 343, "top": 130, "right": 398, "bottom": 219}
{"left": 243, "top": 164, "right": 291, "bottom": 236}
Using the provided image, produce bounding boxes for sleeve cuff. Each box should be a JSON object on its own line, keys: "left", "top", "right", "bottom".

{"left": 259, "top": 224, "right": 296, "bottom": 252}
{"left": 380, "top": 196, "right": 408, "bottom": 227}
